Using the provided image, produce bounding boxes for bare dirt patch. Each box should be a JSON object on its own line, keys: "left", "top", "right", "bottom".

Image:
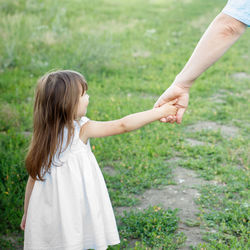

{"left": 232, "top": 72, "right": 250, "bottom": 80}
{"left": 132, "top": 50, "right": 151, "bottom": 58}
{"left": 185, "top": 138, "right": 206, "bottom": 146}
{"left": 115, "top": 165, "right": 222, "bottom": 249}
{"left": 209, "top": 90, "right": 228, "bottom": 104}
{"left": 21, "top": 131, "right": 32, "bottom": 137}
{"left": 0, "top": 102, "right": 20, "bottom": 131}
{"left": 43, "top": 31, "right": 57, "bottom": 45}
{"left": 185, "top": 121, "right": 239, "bottom": 138}
{"left": 95, "top": 19, "right": 139, "bottom": 33}
{"left": 103, "top": 165, "right": 118, "bottom": 176}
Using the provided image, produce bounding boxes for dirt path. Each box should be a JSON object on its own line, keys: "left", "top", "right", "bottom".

{"left": 115, "top": 164, "right": 219, "bottom": 249}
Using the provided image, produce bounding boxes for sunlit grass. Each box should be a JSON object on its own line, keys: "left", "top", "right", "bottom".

{"left": 0, "top": 0, "right": 249, "bottom": 248}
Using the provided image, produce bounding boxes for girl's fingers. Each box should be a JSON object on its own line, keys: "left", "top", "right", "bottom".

{"left": 168, "top": 98, "right": 178, "bottom": 105}
{"left": 160, "top": 115, "right": 178, "bottom": 123}
{"left": 165, "top": 116, "right": 173, "bottom": 122}
{"left": 20, "top": 214, "right": 26, "bottom": 230}
{"left": 170, "top": 116, "right": 176, "bottom": 123}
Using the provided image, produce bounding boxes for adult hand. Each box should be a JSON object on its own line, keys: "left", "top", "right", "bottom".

{"left": 154, "top": 83, "right": 189, "bottom": 124}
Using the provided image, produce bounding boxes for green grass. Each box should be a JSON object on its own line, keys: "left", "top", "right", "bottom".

{"left": 0, "top": 0, "right": 249, "bottom": 249}
{"left": 116, "top": 205, "right": 186, "bottom": 249}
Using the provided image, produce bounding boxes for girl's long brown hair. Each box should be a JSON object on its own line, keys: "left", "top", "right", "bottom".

{"left": 25, "top": 70, "right": 88, "bottom": 181}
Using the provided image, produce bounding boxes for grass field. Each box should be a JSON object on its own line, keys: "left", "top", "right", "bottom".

{"left": 0, "top": 0, "right": 249, "bottom": 249}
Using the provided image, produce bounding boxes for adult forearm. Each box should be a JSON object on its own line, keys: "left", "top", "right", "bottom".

{"left": 174, "top": 13, "right": 246, "bottom": 88}
{"left": 23, "top": 176, "right": 35, "bottom": 214}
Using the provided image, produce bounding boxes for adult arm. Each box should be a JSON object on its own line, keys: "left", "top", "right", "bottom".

{"left": 154, "top": 12, "right": 247, "bottom": 123}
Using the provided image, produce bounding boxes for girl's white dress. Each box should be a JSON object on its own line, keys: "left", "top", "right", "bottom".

{"left": 24, "top": 116, "right": 120, "bottom": 250}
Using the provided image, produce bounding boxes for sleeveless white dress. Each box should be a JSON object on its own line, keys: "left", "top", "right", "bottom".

{"left": 24, "top": 116, "right": 120, "bottom": 250}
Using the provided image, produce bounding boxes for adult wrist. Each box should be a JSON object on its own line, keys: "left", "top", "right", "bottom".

{"left": 173, "top": 74, "right": 193, "bottom": 90}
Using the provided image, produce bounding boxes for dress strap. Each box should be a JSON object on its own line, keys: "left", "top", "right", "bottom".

{"left": 78, "top": 116, "right": 90, "bottom": 127}
{"left": 74, "top": 116, "right": 90, "bottom": 128}
{"left": 74, "top": 116, "right": 90, "bottom": 146}
{"left": 73, "top": 116, "right": 89, "bottom": 130}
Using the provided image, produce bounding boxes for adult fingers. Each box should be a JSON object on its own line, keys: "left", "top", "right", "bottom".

{"left": 154, "top": 89, "right": 175, "bottom": 108}
{"left": 154, "top": 95, "right": 166, "bottom": 108}
{"left": 176, "top": 107, "right": 186, "bottom": 124}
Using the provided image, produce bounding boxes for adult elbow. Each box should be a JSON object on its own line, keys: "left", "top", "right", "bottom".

{"left": 217, "top": 13, "right": 246, "bottom": 38}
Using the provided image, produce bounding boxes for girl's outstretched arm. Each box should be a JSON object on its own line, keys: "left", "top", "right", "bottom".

{"left": 80, "top": 100, "right": 177, "bottom": 143}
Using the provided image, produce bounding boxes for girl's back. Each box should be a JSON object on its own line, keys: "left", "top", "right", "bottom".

{"left": 24, "top": 115, "right": 120, "bottom": 250}
{"left": 23, "top": 70, "right": 120, "bottom": 250}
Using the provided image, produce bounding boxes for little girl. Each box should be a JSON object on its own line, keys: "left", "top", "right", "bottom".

{"left": 20, "top": 70, "right": 177, "bottom": 250}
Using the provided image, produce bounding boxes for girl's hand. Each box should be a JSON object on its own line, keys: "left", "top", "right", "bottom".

{"left": 159, "top": 99, "right": 178, "bottom": 118}
{"left": 20, "top": 213, "right": 27, "bottom": 231}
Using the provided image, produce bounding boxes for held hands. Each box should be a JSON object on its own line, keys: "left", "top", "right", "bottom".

{"left": 154, "top": 83, "right": 190, "bottom": 124}
{"left": 158, "top": 99, "right": 178, "bottom": 118}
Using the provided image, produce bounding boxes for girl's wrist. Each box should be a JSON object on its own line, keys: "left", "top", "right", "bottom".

{"left": 153, "top": 106, "right": 165, "bottom": 118}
